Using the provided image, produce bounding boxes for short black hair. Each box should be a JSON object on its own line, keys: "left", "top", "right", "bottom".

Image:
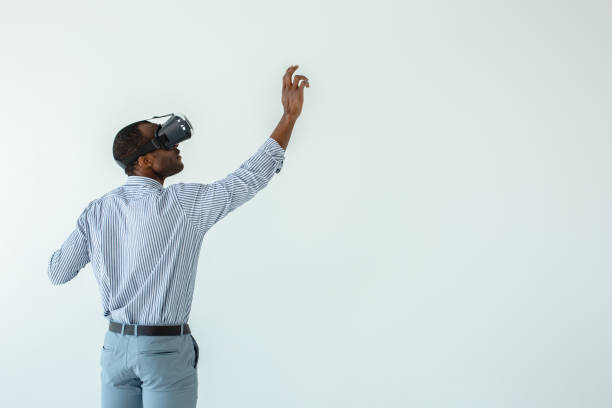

{"left": 113, "top": 120, "right": 152, "bottom": 175}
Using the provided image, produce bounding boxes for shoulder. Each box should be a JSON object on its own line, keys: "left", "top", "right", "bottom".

{"left": 94, "top": 187, "right": 125, "bottom": 205}
{"left": 167, "top": 182, "right": 209, "bottom": 195}
{"left": 84, "top": 187, "right": 121, "bottom": 218}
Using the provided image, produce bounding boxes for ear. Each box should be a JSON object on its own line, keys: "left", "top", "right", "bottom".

{"left": 140, "top": 152, "right": 155, "bottom": 168}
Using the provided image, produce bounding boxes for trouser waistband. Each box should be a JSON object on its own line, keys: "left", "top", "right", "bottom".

{"left": 108, "top": 321, "right": 191, "bottom": 336}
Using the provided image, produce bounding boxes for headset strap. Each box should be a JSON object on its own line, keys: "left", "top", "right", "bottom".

{"left": 117, "top": 138, "right": 164, "bottom": 169}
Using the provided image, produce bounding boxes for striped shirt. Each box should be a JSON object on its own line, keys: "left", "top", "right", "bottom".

{"left": 48, "top": 137, "right": 285, "bottom": 325}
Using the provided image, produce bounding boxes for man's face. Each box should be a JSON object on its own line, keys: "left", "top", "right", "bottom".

{"left": 136, "top": 122, "right": 184, "bottom": 177}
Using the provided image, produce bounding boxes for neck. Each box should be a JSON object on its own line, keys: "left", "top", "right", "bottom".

{"left": 130, "top": 172, "right": 165, "bottom": 186}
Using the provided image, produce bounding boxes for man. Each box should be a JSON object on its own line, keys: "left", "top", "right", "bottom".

{"left": 47, "top": 65, "right": 309, "bottom": 407}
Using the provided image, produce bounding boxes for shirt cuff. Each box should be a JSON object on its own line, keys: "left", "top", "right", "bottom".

{"left": 261, "top": 137, "right": 286, "bottom": 174}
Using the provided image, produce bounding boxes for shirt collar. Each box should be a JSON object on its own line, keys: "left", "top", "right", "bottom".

{"left": 125, "top": 176, "right": 164, "bottom": 191}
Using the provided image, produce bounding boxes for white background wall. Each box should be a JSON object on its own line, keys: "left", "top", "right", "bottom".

{"left": 1, "top": 1, "right": 610, "bottom": 407}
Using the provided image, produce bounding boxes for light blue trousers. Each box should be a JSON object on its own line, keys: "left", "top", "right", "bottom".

{"left": 100, "top": 322, "right": 199, "bottom": 407}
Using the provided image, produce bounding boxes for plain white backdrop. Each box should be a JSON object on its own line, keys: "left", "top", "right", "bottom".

{"left": 1, "top": 0, "right": 611, "bottom": 407}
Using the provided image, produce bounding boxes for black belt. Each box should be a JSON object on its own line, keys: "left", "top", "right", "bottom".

{"left": 109, "top": 321, "right": 191, "bottom": 336}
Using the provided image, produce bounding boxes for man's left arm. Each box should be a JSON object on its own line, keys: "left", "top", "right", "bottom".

{"left": 48, "top": 206, "right": 91, "bottom": 285}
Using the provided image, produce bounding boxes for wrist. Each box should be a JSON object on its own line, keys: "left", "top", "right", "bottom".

{"left": 282, "top": 112, "right": 299, "bottom": 123}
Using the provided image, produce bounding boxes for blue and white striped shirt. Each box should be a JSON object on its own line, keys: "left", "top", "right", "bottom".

{"left": 48, "top": 137, "right": 285, "bottom": 325}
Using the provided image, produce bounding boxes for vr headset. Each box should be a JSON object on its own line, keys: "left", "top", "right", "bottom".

{"left": 115, "top": 112, "right": 193, "bottom": 170}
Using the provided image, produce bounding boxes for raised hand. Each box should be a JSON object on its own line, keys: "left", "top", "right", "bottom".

{"left": 282, "top": 64, "right": 309, "bottom": 119}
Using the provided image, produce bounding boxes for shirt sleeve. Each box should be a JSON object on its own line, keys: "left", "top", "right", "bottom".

{"left": 170, "top": 137, "right": 285, "bottom": 232}
{"left": 48, "top": 204, "right": 91, "bottom": 285}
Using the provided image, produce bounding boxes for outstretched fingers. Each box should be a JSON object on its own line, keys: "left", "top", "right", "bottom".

{"left": 283, "top": 65, "right": 299, "bottom": 89}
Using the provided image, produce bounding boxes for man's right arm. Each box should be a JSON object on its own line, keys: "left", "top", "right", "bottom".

{"left": 171, "top": 64, "right": 310, "bottom": 232}
{"left": 170, "top": 137, "right": 285, "bottom": 232}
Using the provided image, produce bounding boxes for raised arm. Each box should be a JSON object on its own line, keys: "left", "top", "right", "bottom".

{"left": 171, "top": 138, "right": 285, "bottom": 231}
{"left": 171, "top": 64, "right": 310, "bottom": 232}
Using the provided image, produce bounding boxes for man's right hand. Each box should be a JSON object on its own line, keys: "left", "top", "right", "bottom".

{"left": 282, "top": 65, "right": 309, "bottom": 119}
